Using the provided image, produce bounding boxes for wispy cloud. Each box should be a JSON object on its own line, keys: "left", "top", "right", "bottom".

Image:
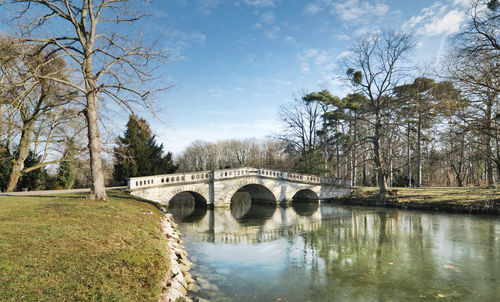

{"left": 253, "top": 10, "right": 281, "bottom": 40}
{"left": 197, "top": 0, "right": 221, "bottom": 15}
{"left": 402, "top": 2, "right": 467, "bottom": 37}
{"left": 335, "top": 0, "right": 389, "bottom": 21}
{"left": 304, "top": 3, "right": 323, "bottom": 15}
{"left": 260, "top": 11, "right": 276, "bottom": 24}
{"left": 284, "top": 35, "right": 297, "bottom": 46}
{"left": 241, "top": 0, "right": 277, "bottom": 8}
{"left": 164, "top": 30, "right": 206, "bottom": 61}
{"left": 303, "top": 0, "right": 390, "bottom": 22}
{"left": 333, "top": 32, "right": 351, "bottom": 41}
{"left": 298, "top": 48, "right": 336, "bottom": 75}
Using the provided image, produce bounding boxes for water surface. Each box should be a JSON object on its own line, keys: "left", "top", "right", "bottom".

{"left": 168, "top": 195, "right": 500, "bottom": 301}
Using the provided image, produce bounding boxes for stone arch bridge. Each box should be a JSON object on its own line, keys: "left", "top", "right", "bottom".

{"left": 128, "top": 167, "right": 351, "bottom": 207}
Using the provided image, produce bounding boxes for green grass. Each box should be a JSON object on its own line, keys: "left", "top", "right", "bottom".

{"left": 0, "top": 191, "right": 169, "bottom": 301}
{"left": 353, "top": 186, "right": 500, "bottom": 206}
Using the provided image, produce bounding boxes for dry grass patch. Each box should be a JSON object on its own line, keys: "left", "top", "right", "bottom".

{"left": 352, "top": 186, "right": 500, "bottom": 206}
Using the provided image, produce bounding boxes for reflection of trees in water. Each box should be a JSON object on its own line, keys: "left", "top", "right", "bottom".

{"left": 168, "top": 192, "right": 207, "bottom": 222}
{"left": 297, "top": 209, "right": 500, "bottom": 301}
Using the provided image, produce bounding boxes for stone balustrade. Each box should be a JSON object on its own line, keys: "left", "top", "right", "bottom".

{"left": 128, "top": 166, "right": 349, "bottom": 190}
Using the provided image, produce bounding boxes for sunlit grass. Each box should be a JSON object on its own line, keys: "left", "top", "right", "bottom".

{"left": 0, "top": 191, "right": 169, "bottom": 301}
{"left": 353, "top": 186, "right": 500, "bottom": 205}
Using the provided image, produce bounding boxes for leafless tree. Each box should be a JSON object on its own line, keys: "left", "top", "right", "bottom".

{"left": 0, "top": 38, "right": 76, "bottom": 191}
{"left": 341, "top": 30, "right": 415, "bottom": 197}
{"left": 3, "top": 0, "right": 167, "bottom": 200}
{"left": 455, "top": 0, "right": 499, "bottom": 57}
{"left": 277, "top": 95, "right": 324, "bottom": 173}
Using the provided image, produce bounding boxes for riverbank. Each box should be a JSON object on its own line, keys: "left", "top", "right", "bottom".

{"left": 0, "top": 190, "right": 191, "bottom": 301}
{"left": 329, "top": 187, "right": 500, "bottom": 214}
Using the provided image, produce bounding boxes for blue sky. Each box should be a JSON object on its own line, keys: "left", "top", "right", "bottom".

{"left": 146, "top": 0, "right": 470, "bottom": 155}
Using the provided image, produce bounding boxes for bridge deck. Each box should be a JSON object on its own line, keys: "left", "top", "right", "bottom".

{"left": 128, "top": 167, "right": 347, "bottom": 190}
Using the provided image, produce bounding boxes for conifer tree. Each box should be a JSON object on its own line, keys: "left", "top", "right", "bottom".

{"left": 113, "top": 116, "right": 177, "bottom": 185}
{"left": 57, "top": 138, "right": 79, "bottom": 189}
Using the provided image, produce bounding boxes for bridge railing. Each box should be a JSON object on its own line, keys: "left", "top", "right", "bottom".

{"left": 213, "top": 167, "right": 250, "bottom": 179}
{"left": 128, "top": 171, "right": 213, "bottom": 190}
{"left": 251, "top": 168, "right": 322, "bottom": 184}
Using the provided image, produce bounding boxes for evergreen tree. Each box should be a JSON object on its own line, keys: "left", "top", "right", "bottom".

{"left": 16, "top": 150, "right": 47, "bottom": 191}
{"left": 0, "top": 145, "right": 13, "bottom": 192}
{"left": 113, "top": 116, "right": 177, "bottom": 185}
{"left": 57, "top": 138, "right": 79, "bottom": 189}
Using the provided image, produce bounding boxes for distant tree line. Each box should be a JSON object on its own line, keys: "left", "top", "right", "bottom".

{"left": 175, "top": 139, "right": 294, "bottom": 172}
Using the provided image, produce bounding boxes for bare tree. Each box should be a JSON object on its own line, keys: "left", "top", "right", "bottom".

{"left": 0, "top": 38, "right": 75, "bottom": 191}
{"left": 455, "top": 0, "right": 499, "bottom": 57}
{"left": 3, "top": 0, "right": 166, "bottom": 200}
{"left": 342, "top": 30, "right": 415, "bottom": 197}
{"left": 278, "top": 95, "right": 324, "bottom": 174}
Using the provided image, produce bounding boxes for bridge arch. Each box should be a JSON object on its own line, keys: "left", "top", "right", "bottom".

{"left": 168, "top": 191, "right": 208, "bottom": 222}
{"left": 223, "top": 178, "right": 278, "bottom": 205}
{"left": 290, "top": 188, "right": 320, "bottom": 202}
{"left": 163, "top": 185, "right": 210, "bottom": 206}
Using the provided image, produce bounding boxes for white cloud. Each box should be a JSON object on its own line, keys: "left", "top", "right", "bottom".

{"left": 284, "top": 35, "right": 297, "bottom": 45}
{"left": 260, "top": 11, "right": 276, "bottom": 25}
{"left": 453, "top": 0, "right": 471, "bottom": 7}
{"left": 420, "top": 9, "right": 466, "bottom": 36}
{"left": 264, "top": 25, "right": 281, "bottom": 40}
{"left": 303, "top": 0, "right": 391, "bottom": 27}
{"left": 252, "top": 11, "right": 281, "bottom": 40}
{"left": 334, "top": 0, "right": 389, "bottom": 21}
{"left": 333, "top": 33, "right": 351, "bottom": 41}
{"left": 304, "top": 3, "right": 323, "bottom": 15}
{"left": 241, "top": 0, "right": 276, "bottom": 7}
{"left": 252, "top": 22, "right": 263, "bottom": 29}
{"left": 164, "top": 30, "right": 206, "bottom": 61}
{"left": 298, "top": 48, "right": 337, "bottom": 75}
{"left": 403, "top": 2, "right": 468, "bottom": 37}
{"left": 197, "top": 0, "right": 221, "bottom": 15}
{"left": 301, "top": 62, "right": 311, "bottom": 73}
{"left": 336, "top": 50, "right": 353, "bottom": 59}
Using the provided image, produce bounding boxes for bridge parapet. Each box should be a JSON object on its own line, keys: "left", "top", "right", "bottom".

{"left": 128, "top": 171, "right": 212, "bottom": 190}
{"left": 128, "top": 166, "right": 351, "bottom": 191}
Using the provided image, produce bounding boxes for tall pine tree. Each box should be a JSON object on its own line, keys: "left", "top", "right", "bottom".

{"left": 113, "top": 116, "right": 177, "bottom": 185}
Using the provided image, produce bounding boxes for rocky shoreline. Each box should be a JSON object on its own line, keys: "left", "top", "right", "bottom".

{"left": 159, "top": 213, "right": 195, "bottom": 302}
{"left": 327, "top": 197, "right": 500, "bottom": 215}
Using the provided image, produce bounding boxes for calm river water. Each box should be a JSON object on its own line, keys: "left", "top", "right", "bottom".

{"left": 168, "top": 194, "right": 500, "bottom": 302}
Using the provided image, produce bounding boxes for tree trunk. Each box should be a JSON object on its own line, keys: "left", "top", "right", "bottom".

{"left": 389, "top": 147, "right": 393, "bottom": 188}
{"left": 485, "top": 104, "right": 495, "bottom": 186}
{"left": 351, "top": 142, "right": 356, "bottom": 187}
{"left": 374, "top": 111, "right": 388, "bottom": 197}
{"left": 362, "top": 151, "right": 367, "bottom": 186}
{"left": 407, "top": 122, "right": 412, "bottom": 187}
{"left": 486, "top": 138, "right": 495, "bottom": 186}
{"left": 417, "top": 116, "right": 422, "bottom": 187}
{"left": 85, "top": 91, "right": 107, "bottom": 201}
{"left": 6, "top": 119, "right": 35, "bottom": 192}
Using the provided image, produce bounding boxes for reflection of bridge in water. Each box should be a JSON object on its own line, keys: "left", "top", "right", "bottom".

{"left": 170, "top": 197, "right": 352, "bottom": 244}
{"left": 128, "top": 167, "right": 351, "bottom": 207}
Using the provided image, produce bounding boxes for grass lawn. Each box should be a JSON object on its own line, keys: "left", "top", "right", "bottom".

{"left": 0, "top": 190, "right": 169, "bottom": 301}
{"left": 353, "top": 186, "right": 500, "bottom": 206}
